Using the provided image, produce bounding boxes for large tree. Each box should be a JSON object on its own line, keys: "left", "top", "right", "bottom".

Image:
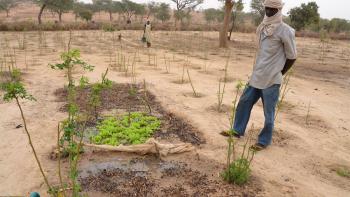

{"left": 250, "top": 0, "right": 264, "bottom": 25}
{"left": 155, "top": 3, "right": 171, "bottom": 23}
{"left": 120, "top": 0, "right": 140, "bottom": 24}
{"left": 0, "top": 0, "right": 18, "bottom": 17}
{"left": 34, "top": 0, "right": 73, "bottom": 24}
{"left": 204, "top": 8, "right": 223, "bottom": 25}
{"left": 46, "top": 0, "right": 74, "bottom": 23}
{"left": 95, "top": 0, "right": 122, "bottom": 21}
{"left": 219, "top": 0, "right": 234, "bottom": 48}
{"left": 146, "top": 1, "right": 158, "bottom": 19}
{"left": 73, "top": 1, "right": 93, "bottom": 22}
{"left": 34, "top": 0, "right": 50, "bottom": 24}
{"left": 288, "top": 2, "right": 320, "bottom": 31}
{"left": 228, "top": 0, "right": 243, "bottom": 40}
{"left": 170, "top": 0, "right": 203, "bottom": 29}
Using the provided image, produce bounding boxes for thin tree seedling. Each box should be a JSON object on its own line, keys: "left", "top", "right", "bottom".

{"left": 1, "top": 69, "right": 54, "bottom": 195}
{"left": 306, "top": 101, "right": 311, "bottom": 125}
{"left": 187, "top": 69, "right": 198, "bottom": 97}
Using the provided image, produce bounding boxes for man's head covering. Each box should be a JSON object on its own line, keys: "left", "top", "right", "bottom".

{"left": 256, "top": 0, "right": 284, "bottom": 39}
{"left": 263, "top": 0, "right": 284, "bottom": 9}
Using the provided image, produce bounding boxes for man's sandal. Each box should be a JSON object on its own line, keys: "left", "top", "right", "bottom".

{"left": 250, "top": 143, "right": 267, "bottom": 151}
{"left": 220, "top": 131, "right": 241, "bottom": 138}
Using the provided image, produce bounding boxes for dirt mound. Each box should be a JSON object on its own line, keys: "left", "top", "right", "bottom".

{"left": 79, "top": 156, "right": 263, "bottom": 197}
{"left": 54, "top": 83, "right": 205, "bottom": 145}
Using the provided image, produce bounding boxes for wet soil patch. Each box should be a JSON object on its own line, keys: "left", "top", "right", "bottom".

{"left": 79, "top": 155, "right": 263, "bottom": 196}
{"left": 54, "top": 83, "right": 205, "bottom": 145}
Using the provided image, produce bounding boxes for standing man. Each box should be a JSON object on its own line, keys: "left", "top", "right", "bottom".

{"left": 224, "top": 0, "right": 297, "bottom": 151}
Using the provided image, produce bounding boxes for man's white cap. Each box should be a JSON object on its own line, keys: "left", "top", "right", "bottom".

{"left": 263, "top": 0, "right": 284, "bottom": 9}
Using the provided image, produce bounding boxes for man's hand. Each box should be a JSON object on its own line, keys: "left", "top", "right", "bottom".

{"left": 282, "top": 59, "right": 296, "bottom": 75}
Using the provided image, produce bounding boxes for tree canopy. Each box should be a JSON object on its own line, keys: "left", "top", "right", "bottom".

{"left": 288, "top": 2, "right": 320, "bottom": 31}
{"left": 0, "top": 0, "right": 18, "bottom": 17}
{"left": 250, "top": 0, "right": 264, "bottom": 25}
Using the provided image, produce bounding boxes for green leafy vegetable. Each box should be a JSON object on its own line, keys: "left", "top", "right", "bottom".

{"left": 91, "top": 112, "right": 161, "bottom": 146}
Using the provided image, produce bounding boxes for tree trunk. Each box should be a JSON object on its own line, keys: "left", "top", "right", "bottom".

{"left": 38, "top": 4, "right": 47, "bottom": 25}
{"left": 219, "top": 1, "right": 234, "bottom": 48}
{"left": 6, "top": 10, "right": 9, "bottom": 17}
{"left": 109, "top": 11, "right": 113, "bottom": 21}
{"left": 59, "top": 11, "right": 63, "bottom": 23}
{"left": 228, "top": 13, "right": 236, "bottom": 41}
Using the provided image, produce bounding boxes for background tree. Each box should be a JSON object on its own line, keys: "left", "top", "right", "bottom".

{"left": 170, "top": 0, "right": 203, "bottom": 29}
{"left": 133, "top": 3, "right": 146, "bottom": 23}
{"left": 34, "top": 0, "right": 72, "bottom": 24}
{"left": 99, "top": 0, "right": 122, "bottom": 22}
{"left": 328, "top": 18, "right": 350, "bottom": 33}
{"left": 146, "top": 1, "right": 158, "bottom": 19}
{"left": 34, "top": 0, "right": 51, "bottom": 24}
{"left": 73, "top": 2, "right": 93, "bottom": 22}
{"left": 288, "top": 2, "right": 320, "bottom": 31}
{"left": 155, "top": 3, "right": 171, "bottom": 23}
{"left": 46, "top": 0, "right": 74, "bottom": 23}
{"left": 204, "top": 8, "right": 219, "bottom": 24}
{"left": 228, "top": 0, "right": 243, "bottom": 40}
{"left": 0, "top": 0, "right": 18, "bottom": 17}
{"left": 250, "top": 0, "right": 264, "bottom": 26}
{"left": 120, "top": 0, "right": 140, "bottom": 24}
{"left": 219, "top": 0, "right": 234, "bottom": 48}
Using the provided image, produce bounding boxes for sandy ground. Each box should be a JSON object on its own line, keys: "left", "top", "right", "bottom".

{"left": 0, "top": 30, "right": 350, "bottom": 196}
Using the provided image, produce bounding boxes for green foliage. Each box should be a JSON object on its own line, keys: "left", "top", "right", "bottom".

{"left": 230, "top": 0, "right": 244, "bottom": 30}
{"left": 1, "top": 81, "right": 36, "bottom": 102}
{"left": 315, "top": 18, "right": 350, "bottom": 33}
{"left": 91, "top": 113, "right": 161, "bottom": 146}
{"left": 233, "top": 0, "right": 244, "bottom": 13}
{"left": 172, "top": 0, "right": 203, "bottom": 24}
{"left": 221, "top": 81, "right": 254, "bottom": 186}
{"left": 204, "top": 8, "right": 224, "bottom": 23}
{"left": 102, "top": 23, "right": 116, "bottom": 32}
{"left": 155, "top": 3, "right": 171, "bottom": 23}
{"left": 89, "top": 69, "right": 113, "bottom": 120}
{"left": 1, "top": 69, "right": 33, "bottom": 102}
{"left": 50, "top": 48, "right": 94, "bottom": 196}
{"left": 46, "top": 0, "right": 74, "bottom": 14}
{"left": 336, "top": 168, "right": 350, "bottom": 178}
{"left": 73, "top": 3, "right": 93, "bottom": 22}
{"left": 288, "top": 2, "right": 320, "bottom": 31}
{"left": 118, "top": 0, "right": 145, "bottom": 23}
{"left": 79, "top": 76, "right": 89, "bottom": 88}
{"left": 221, "top": 158, "right": 251, "bottom": 185}
{"left": 10, "top": 68, "right": 21, "bottom": 81}
{"left": 0, "top": 0, "right": 18, "bottom": 16}
{"left": 250, "top": 0, "right": 264, "bottom": 25}
{"left": 50, "top": 49, "right": 94, "bottom": 72}
{"left": 170, "top": 0, "right": 203, "bottom": 11}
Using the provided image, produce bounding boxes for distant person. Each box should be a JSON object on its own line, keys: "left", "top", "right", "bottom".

{"left": 143, "top": 20, "right": 152, "bottom": 48}
{"left": 222, "top": 0, "right": 297, "bottom": 151}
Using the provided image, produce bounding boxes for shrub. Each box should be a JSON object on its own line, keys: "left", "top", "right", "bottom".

{"left": 221, "top": 158, "right": 251, "bottom": 185}
{"left": 102, "top": 23, "right": 117, "bottom": 32}
{"left": 337, "top": 168, "right": 350, "bottom": 178}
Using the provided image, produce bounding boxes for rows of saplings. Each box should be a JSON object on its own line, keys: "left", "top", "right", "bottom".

{"left": 1, "top": 35, "right": 258, "bottom": 197}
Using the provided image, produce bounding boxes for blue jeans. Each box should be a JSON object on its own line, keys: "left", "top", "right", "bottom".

{"left": 233, "top": 84, "right": 280, "bottom": 146}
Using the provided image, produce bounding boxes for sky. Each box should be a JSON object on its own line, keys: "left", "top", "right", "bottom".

{"left": 81, "top": 0, "right": 350, "bottom": 20}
